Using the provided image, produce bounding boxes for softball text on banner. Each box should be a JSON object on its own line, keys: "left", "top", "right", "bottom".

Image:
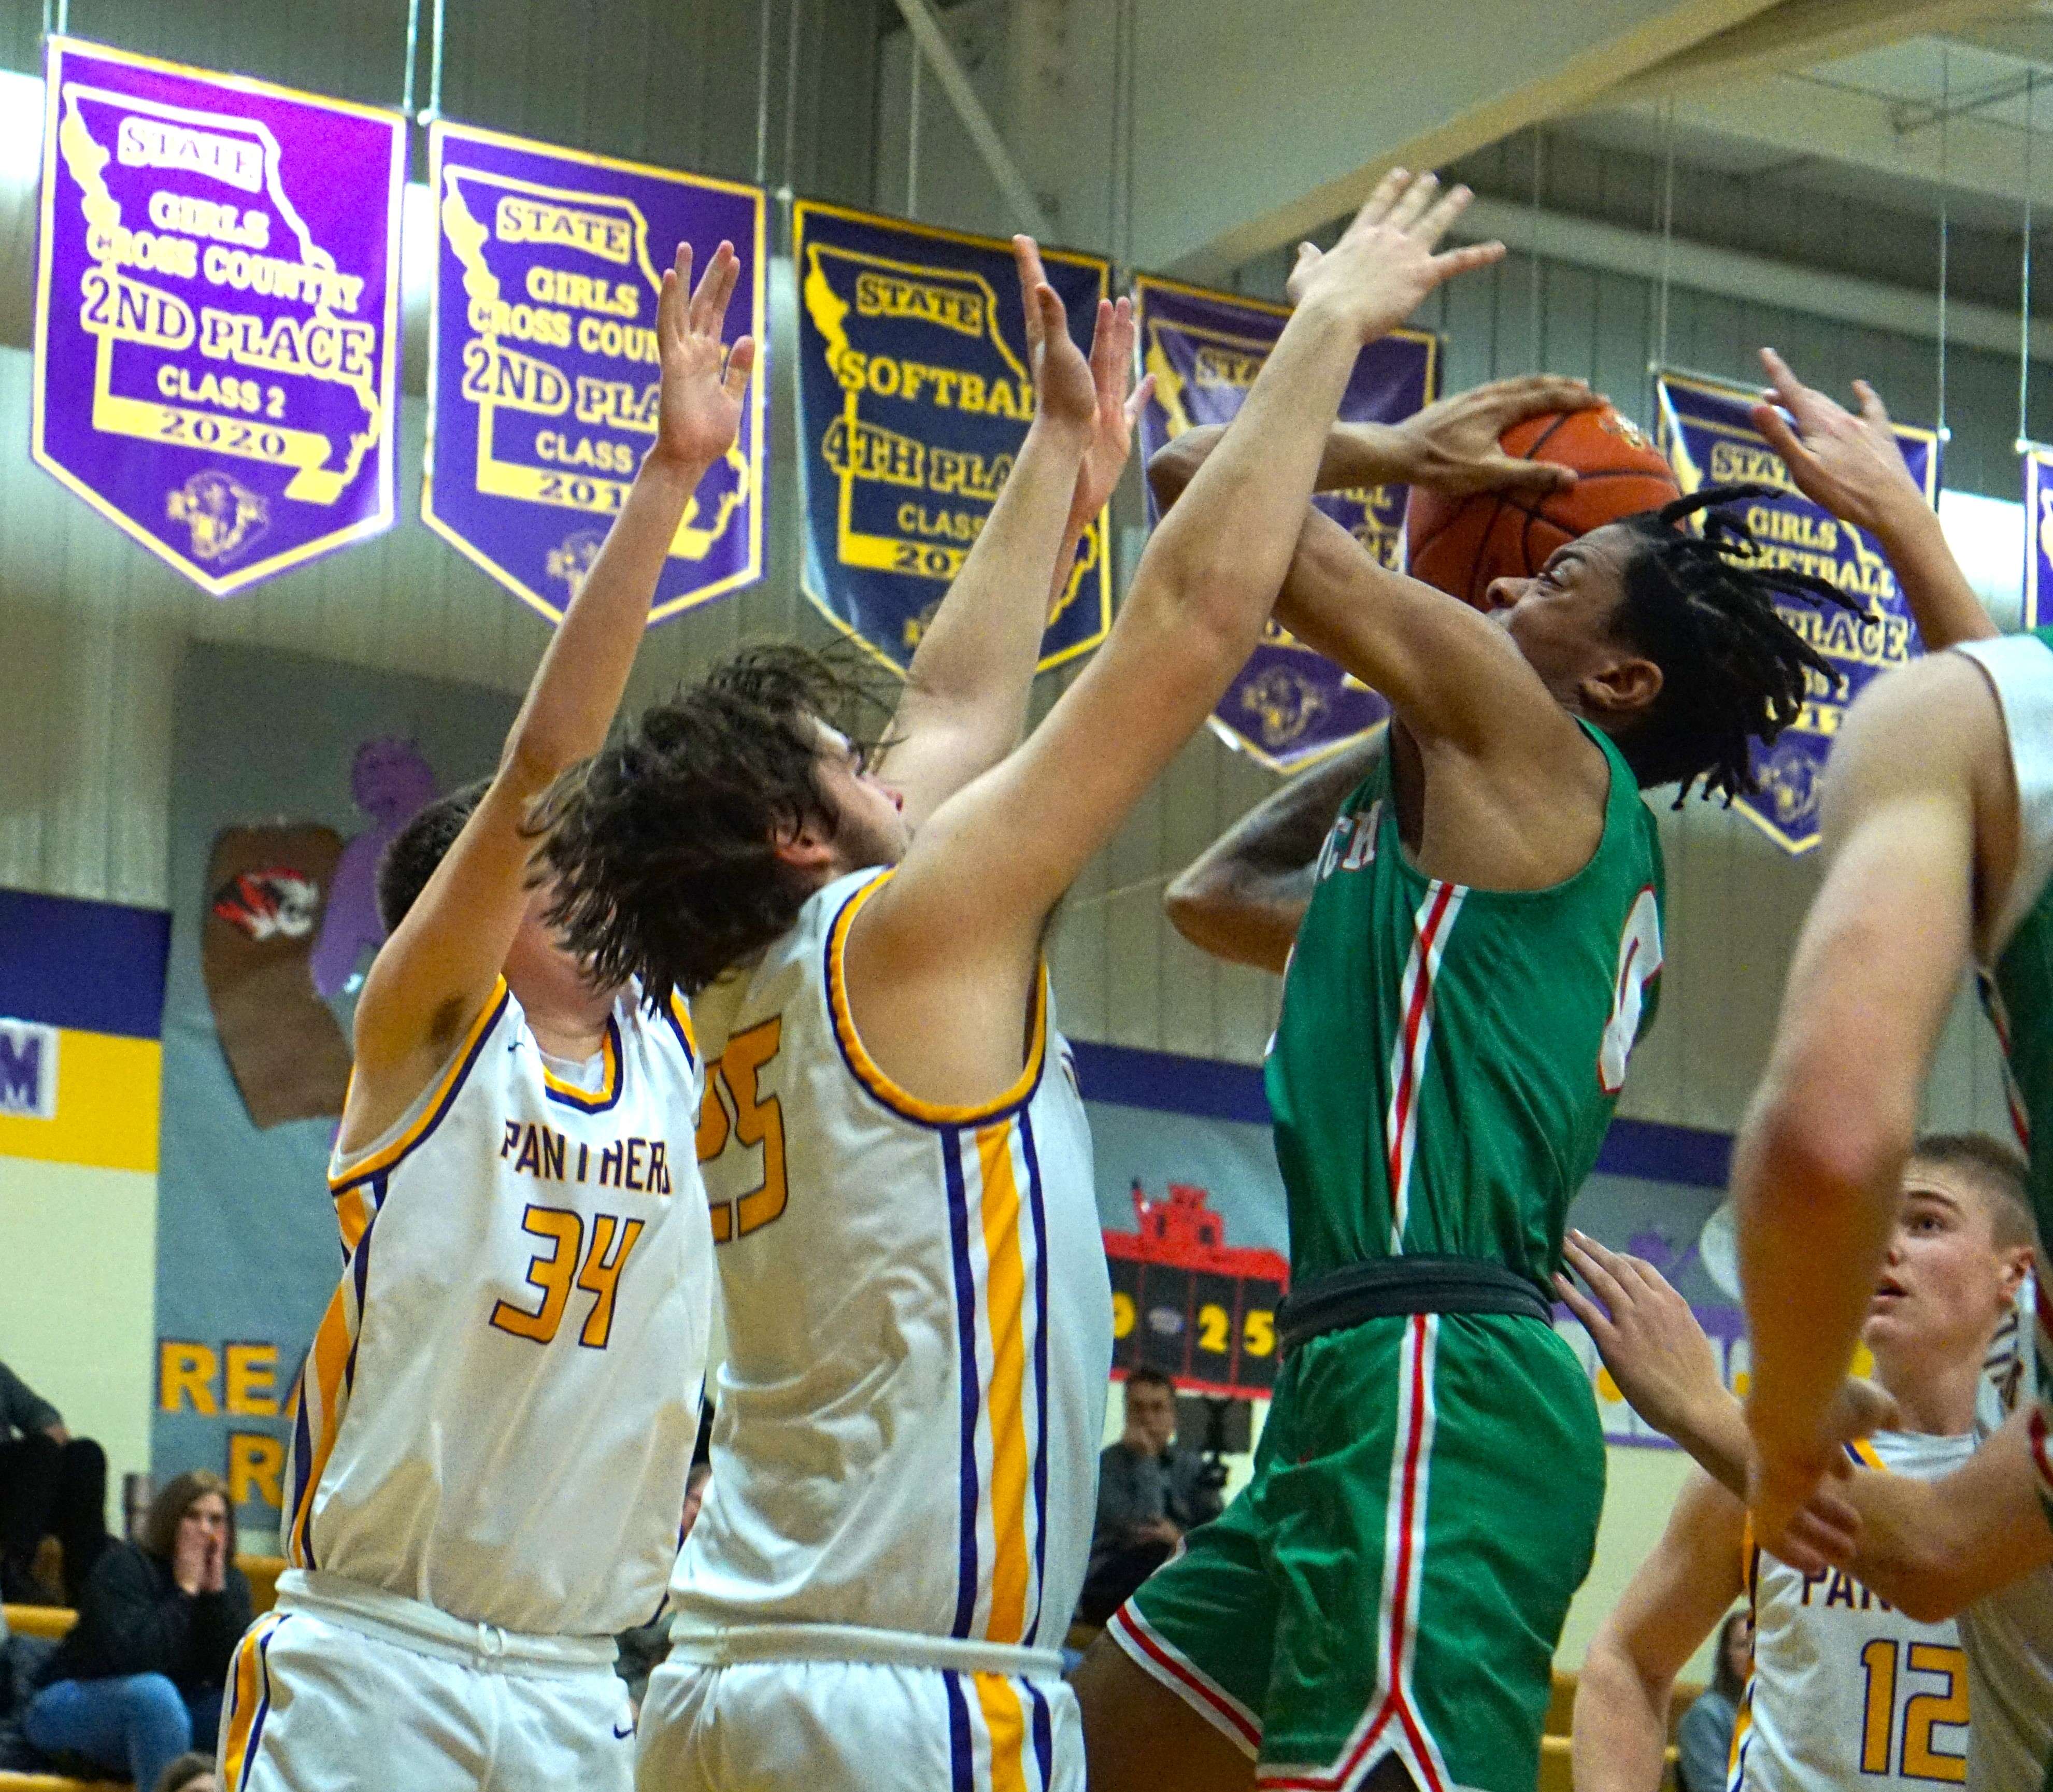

{"left": 792, "top": 201, "right": 1110, "bottom": 674}
{"left": 32, "top": 38, "right": 403, "bottom": 595}
{"left": 1657, "top": 371, "right": 1938, "bottom": 852}
{"left": 2026, "top": 445, "right": 2053, "bottom": 629}
{"left": 424, "top": 123, "right": 766, "bottom": 625}
{"left": 1135, "top": 276, "right": 1436, "bottom": 772}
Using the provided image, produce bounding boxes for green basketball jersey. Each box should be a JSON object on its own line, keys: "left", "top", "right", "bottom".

{"left": 1981, "top": 629, "right": 2053, "bottom": 1256}
{"left": 1267, "top": 723, "right": 1665, "bottom": 1286}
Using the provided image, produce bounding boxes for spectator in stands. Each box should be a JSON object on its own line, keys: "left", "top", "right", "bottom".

{"left": 153, "top": 1751, "right": 218, "bottom": 1792}
{"left": 1675, "top": 1610, "right": 1749, "bottom": 1792}
{"left": 0, "top": 1358, "right": 108, "bottom": 1604}
{"left": 21, "top": 1471, "right": 251, "bottom": 1792}
{"left": 1077, "top": 1369, "right": 1223, "bottom": 1625}
{"left": 617, "top": 1453, "right": 714, "bottom": 1710}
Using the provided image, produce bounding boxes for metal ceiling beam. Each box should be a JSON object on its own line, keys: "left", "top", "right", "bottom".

{"left": 889, "top": 0, "right": 1054, "bottom": 239}
{"left": 1625, "top": 70, "right": 2053, "bottom": 209}
{"left": 1601, "top": 0, "right": 2008, "bottom": 104}
{"left": 1449, "top": 191, "right": 2053, "bottom": 359}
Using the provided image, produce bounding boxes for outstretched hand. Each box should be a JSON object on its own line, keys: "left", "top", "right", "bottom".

{"left": 1555, "top": 1230, "right": 1725, "bottom": 1444}
{"left": 1748, "top": 348, "right": 1926, "bottom": 535}
{"left": 652, "top": 239, "right": 757, "bottom": 472}
{"left": 1286, "top": 169, "right": 1502, "bottom": 344}
{"left": 1017, "top": 235, "right": 1097, "bottom": 438}
{"left": 1396, "top": 375, "right": 1604, "bottom": 497}
{"left": 1747, "top": 1376, "right": 1899, "bottom": 1571}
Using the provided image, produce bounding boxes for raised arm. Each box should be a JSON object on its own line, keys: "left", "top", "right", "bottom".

{"left": 1750, "top": 348, "right": 1995, "bottom": 651}
{"left": 1735, "top": 653, "right": 2001, "bottom": 1555}
{"left": 1571, "top": 1471, "right": 1747, "bottom": 1792}
{"left": 1156, "top": 373, "right": 1606, "bottom": 967}
{"left": 847, "top": 172, "right": 1504, "bottom": 1105}
{"left": 343, "top": 242, "right": 753, "bottom": 1146}
{"left": 1164, "top": 731, "right": 1386, "bottom": 973}
{"left": 875, "top": 239, "right": 1144, "bottom": 830}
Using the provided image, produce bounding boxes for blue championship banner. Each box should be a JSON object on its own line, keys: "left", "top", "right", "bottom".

{"left": 2026, "top": 445, "right": 2053, "bottom": 630}
{"left": 1134, "top": 275, "right": 1436, "bottom": 772}
{"left": 1657, "top": 372, "right": 1939, "bottom": 853}
{"left": 32, "top": 38, "right": 404, "bottom": 594}
{"left": 792, "top": 201, "right": 1110, "bottom": 674}
{"left": 423, "top": 123, "right": 766, "bottom": 626}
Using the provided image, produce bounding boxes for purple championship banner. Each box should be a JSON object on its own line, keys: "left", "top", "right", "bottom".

{"left": 1134, "top": 276, "right": 1436, "bottom": 773}
{"left": 31, "top": 38, "right": 404, "bottom": 595}
{"left": 423, "top": 123, "right": 766, "bottom": 627}
{"left": 2026, "top": 445, "right": 2053, "bottom": 630}
{"left": 1657, "top": 372, "right": 1940, "bottom": 854}
{"left": 792, "top": 201, "right": 1111, "bottom": 675}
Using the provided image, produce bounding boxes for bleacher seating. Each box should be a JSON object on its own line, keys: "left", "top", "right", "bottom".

{"left": 1, "top": 1559, "right": 284, "bottom": 1792}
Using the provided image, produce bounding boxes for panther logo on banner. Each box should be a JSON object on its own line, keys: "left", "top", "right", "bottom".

{"left": 31, "top": 37, "right": 403, "bottom": 594}
{"left": 1657, "top": 371, "right": 1938, "bottom": 853}
{"left": 423, "top": 122, "right": 766, "bottom": 627}
{"left": 1133, "top": 275, "right": 1437, "bottom": 773}
{"left": 792, "top": 201, "right": 1111, "bottom": 675}
{"left": 2024, "top": 445, "right": 2053, "bottom": 630}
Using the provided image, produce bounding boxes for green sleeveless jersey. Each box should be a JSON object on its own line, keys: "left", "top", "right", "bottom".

{"left": 1267, "top": 723, "right": 1665, "bottom": 1286}
{"left": 1983, "top": 630, "right": 2053, "bottom": 1248}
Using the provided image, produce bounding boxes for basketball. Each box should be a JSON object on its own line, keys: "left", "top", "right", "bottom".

{"left": 1404, "top": 405, "right": 1682, "bottom": 608}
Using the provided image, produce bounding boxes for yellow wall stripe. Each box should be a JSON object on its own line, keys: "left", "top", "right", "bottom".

{"left": 973, "top": 1671, "right": 1030, "bottom": 1792}
{"left": 977, "top": 1120, "right": 1031, "bottom": 1646}
{"left": 0, "top": 1029, "right": 160, "bottom": 1171}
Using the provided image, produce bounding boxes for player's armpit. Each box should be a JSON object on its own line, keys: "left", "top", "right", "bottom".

{"left": 1165, "top": 732, "right": 1387, "bottom": 973}
{"left": 1571, "top": 1470, "right": 1746, "bottom": 1792}
{"left": 1845, "top": 1410, "right": 2053, "bottom": 1621}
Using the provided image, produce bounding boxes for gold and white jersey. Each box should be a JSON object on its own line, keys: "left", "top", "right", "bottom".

{"left": 672, "top": 867, "right": 1114, "bottom": 1658}
{"left": 1729, "top": 1432, "right": 1971, "bottom": 1791}
{"left": 283, "top": 977, "right": 715, "bottom": 1637}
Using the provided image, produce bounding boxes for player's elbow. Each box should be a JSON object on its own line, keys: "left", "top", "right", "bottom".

{"left": 1737, "top": 1062, "right": 1914, "bottom": 1229}
{"left": 1572, "top": 1621, "right": 1674, "bottom": 1763}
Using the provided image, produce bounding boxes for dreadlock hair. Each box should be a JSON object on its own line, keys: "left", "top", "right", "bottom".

{"left": 539, "top": 642, "right": 894, "bottom": 1005}
{"left": 1603, "top": 483, "right": 1856, "bottom": 807}
{"left": 376, "top": 777, "right": 490, "bottom": 933}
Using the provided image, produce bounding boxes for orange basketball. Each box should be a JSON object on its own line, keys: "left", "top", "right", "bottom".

{"left": 1404, "top": 406, "right": 1681, "bottom": 608}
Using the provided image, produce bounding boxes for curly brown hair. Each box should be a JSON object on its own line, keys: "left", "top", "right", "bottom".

{"left": 540, "top": 643, "right": 893, "bottom": 1004}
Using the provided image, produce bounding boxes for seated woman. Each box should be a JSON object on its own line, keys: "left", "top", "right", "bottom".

{"left": 21, "top": 1471, "right": 251, "bottom": 1790}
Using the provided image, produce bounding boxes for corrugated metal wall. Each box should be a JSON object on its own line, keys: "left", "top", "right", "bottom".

{"left": 0, "top": 10, "right": 2016, "bottom": 1137}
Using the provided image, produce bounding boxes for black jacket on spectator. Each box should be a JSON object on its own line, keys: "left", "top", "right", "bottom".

{"left": 36, "top": 1543, "right": 250, "bottom": 1693}
{"left": 0, "top": 1364, "right": 61, "bottom": 1442}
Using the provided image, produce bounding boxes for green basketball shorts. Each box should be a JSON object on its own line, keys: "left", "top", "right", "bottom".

{"left": 1108, "top": 1311, "right": 1605, "bottom": 1792}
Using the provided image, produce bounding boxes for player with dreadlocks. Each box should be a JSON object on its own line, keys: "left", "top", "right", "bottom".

{"left": 1073, "top": 377, "right": 1858, "bottom": 1792}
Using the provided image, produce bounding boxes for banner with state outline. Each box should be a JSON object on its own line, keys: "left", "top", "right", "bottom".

{"left": 423, "top": 122, "right": 767, "bottom": 627}
{"left": 792, "top": 200, "right": 1111, "bottom": 675}
{"left": 2025, "top": 444, "right": 2053, "bottom": 629}
{"left": 1656, "top": 370, "right": 1939, "bottom": 854}
{"left": 31, "top": 37, "right": 404, "bottom": 595}
{"left": 1133, "top": 275, "right": 1436, "bottom": 773}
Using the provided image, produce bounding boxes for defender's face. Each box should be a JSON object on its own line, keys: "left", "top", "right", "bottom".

{"left": 1480, "top": 524, "right": 1639, "bottom": 702}
{"left": 811, "top": 723, "right": 910, "bottom": 872}
{"left": 1862, "top": 1165, "right": 2010, "bottom": 1370}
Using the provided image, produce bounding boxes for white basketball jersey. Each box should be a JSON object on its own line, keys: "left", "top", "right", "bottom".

{"left": 672, "top": 867, "right": 1114, "bottom": 1653}
{"left": 285, "top": 976, "right": 715, "bottom": 1636}
{"left": 1729, "top": 1432, "right": 1971, "bottom": 1791}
